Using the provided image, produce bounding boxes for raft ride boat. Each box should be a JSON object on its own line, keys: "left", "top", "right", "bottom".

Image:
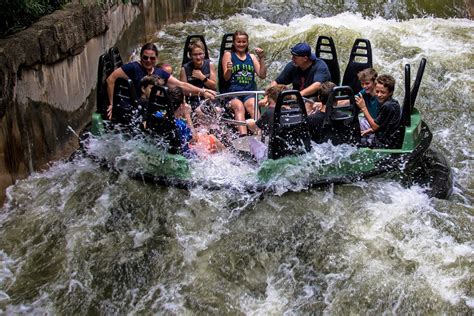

{"left": 85, "top": 35, "right": 453, "bottom": 199}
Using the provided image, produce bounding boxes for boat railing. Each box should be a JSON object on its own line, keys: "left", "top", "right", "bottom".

{"left": 215, "top": 90, "right": 264, "bottom": 119}
{"left": 214, "top": 90, "right": 315, "bottom": 119}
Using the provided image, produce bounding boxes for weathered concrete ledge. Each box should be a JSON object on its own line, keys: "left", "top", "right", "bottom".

{"left": 0, "top": 2, "right": 141, "bottom": 203}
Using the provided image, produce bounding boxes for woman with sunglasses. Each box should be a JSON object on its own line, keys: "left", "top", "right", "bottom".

{"left": 106, "top": 43, "right": 216, "bottom": 120}
{"left": 179, "top": 40, "right": 217, "bottom": 110}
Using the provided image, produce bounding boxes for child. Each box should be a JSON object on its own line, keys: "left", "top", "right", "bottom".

{"left": 306, "top": 81, "right": 337, "bottom": 143}
{"left": 167, "top": 87, "right": 194, "bottom": 153}
{"left": 356, "top": 74, "right": 401, "bottom": 148}
{"left": 246, "top": 84, "right": 286, "bottom": 135}
{"left": 222, "top": 30, "right": 267, "bottom": 136}
{"left": 355, "top": 68, "right": 379, "bottom": 131}
{"left": 245, "top": 85, "right": 286, "bottom": 161}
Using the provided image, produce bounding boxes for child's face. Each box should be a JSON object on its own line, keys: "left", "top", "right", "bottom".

{"left": 361, "top": 80, "right": 375, "bottom": 93}
{"left": 233, "top": 35, "right": 249, "bottom": 52}
{"left": 375, "top": 83, "right": 392, "bottom": 104}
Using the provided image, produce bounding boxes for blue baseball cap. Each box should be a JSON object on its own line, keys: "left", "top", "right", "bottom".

{"left": 291, "top": 43, "right": 317, "bottom": 61}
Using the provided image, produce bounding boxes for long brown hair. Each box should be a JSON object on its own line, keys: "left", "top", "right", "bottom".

{"left": 231, "top": 30, "right": 249, "bottom": 53}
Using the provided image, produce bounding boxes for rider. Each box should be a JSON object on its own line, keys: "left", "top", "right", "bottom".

{"left": 221, "top": 30, "right": 267, "bottom": 136}
{"left": 179, "top": 40, "right": 217, "bottom": 110}
{"left": 106, "top": 42, "right": 216, "bottom": 120}
{"left": 271, "top": 42, "right": 331, "bottom": 99}
{"left": 356, "top": 74, "right": 401, "bottom": 148}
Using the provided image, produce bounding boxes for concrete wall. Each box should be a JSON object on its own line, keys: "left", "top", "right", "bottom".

{"left": 0, "top": 0, "right": 193, "bottom": 204}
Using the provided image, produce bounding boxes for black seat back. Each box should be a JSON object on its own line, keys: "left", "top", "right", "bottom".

{"left": 181, "top": 34, "right": 210, "bottom": 66}
{"left": 341, "top": 39, "right": 372, "bottom": 93}
{"left": 403, "top": 57, "right": 427, "bottom": 127}
{"left": 112, "top": 77, "right": 139, "bottom": 126}
{"left": 394, "top": 58, "right": 427, "bottom": 148}
{"left": 217, "top": 33, "right": 234, "bottom": 93}
{"left": 96, "top": 47, "right": 123, "bottom": 119}
{"left": 315, "top": 36, "right": 340, "bottom": 85}
{"left": 322, "top": 86, "right": 361, "bottom": 145}
{"left": 108, "top": 47, "right": 123, "bottom": 70}
{"left": 268, "top": 90, "right": 311, "bottom": 160}
{"left": 146, "top": 86, "right": 181, "bottom": 154}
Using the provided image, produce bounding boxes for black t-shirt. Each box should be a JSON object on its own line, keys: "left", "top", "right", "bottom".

{"left": 374, "top": 98, "right": 401, "bottom": 147}
{"left": 307, "top": 111, "right": 326, "bottom": 143}
{"left": 256, "top": 107, "right": 275, "bottom": 135}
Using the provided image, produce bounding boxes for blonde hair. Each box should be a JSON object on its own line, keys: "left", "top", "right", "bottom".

{"left": 187, "top": 40, "right": 205, "bottom": 54}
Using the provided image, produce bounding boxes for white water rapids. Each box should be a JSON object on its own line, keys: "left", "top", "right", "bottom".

{"left": 0, "top": 6, "right": 472, "bottom": 315}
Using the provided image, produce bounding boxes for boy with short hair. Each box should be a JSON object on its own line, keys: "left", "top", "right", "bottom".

{"left": 355, "top": 68, "right": 379, "bottom": 131}
{"left": 246, "top": 84, "right": 286, "bottom": 135}
{"left": 356, "top": 74, "right": 401, "bottom": 148}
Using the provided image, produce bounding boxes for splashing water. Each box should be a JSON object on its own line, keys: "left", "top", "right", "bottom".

{"left": 1, "top": 5, "right": 473, "bottom": 314}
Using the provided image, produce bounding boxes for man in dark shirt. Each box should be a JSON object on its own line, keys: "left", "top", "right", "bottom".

{"left": 271, "top": 42, "right": 331, "bottom": 99}
{"left": 356, "top": 74, "right": 401, "bottom": 148}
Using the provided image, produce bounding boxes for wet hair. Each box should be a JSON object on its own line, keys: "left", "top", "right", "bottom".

{"left": 376, "top": 74, "right": 396, "bottom": 93}
{"left": 168, "top": 87, "right": 185, "bottom": 111}
{"left": 357, "top": 68, "right": 378, "bottom": 82}
{"left": 140, "top": 75, "right": 157, "bottom": 90}
{"left": 317, "top": 81, "right": 337, "bottom": 105}
{"left": 140, "top": 43, "right": 159, "bottom": 57}
{"left": 188, "top": 40, "right": 206, "bottom": 54}
{"left": 265, "top": 84, "right": 286, "bottom": 103}
{"left": 231, "top": 30, "right": 249, "bottom": 53}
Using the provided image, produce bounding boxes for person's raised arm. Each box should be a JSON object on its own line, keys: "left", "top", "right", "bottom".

{"left": 252, "top": 47, "right": 267, "bottom": 79}
{"left": 222, "top": 51, "right": 233, "bottom": 81}
{"left": 106, "top": 67, "right": 128, "bottom": 119}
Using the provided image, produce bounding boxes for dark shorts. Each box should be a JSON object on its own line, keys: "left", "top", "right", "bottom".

{"left": 232, "top": 94, "right": 255, "bottom": 104}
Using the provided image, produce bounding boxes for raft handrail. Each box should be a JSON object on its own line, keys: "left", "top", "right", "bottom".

{"left": 214, "top": 90, "right": 315, "bottom": 119}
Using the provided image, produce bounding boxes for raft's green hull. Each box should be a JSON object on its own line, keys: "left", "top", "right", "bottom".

{"left": 87, "top": 107, "right": 452, "bottom": 198}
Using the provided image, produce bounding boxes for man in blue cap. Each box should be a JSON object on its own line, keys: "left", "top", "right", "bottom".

{"left": 271, "top": 42, "right": 331, "bottom": 99}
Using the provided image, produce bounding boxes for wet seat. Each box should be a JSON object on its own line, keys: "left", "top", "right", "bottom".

{"left": 111, "top": 77, "right": 139, "bottom": 127}
{"left": 319, "top": 86, "right": 361, "bottom": 146}
{"left": 217, "top": 33, "right": 234, "bottom": 93}
{"left": 96, "top": 47, "right": 123, "bottom": 119}
{"left": 146, "top": 85, "right": 182, "bottom": 154}
{"left": 315, "top": 35, "right": 341, "bottom": 85}
{"left": 341, "top": 39, "right": 372, "bottom": 94}
{"left": 267, "top": 90, "right": 312, "bottom": 160}
{"left": 393, "top": 58, "right": 427, "bottom": 148}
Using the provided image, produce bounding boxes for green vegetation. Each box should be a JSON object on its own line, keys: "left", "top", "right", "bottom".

{"left": 0, "top": 0, "right": 136, "bottom": 38}
{"left": 0, "top": 0, "right": 70, "bottom": 37}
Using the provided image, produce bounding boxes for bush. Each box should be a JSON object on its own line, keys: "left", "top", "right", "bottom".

{"left": 0, "top": 0, "right": 70, "bottom": 37}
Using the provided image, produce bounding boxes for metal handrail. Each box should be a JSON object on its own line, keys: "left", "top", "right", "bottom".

{"left": 215, "top": 90, "right": 265, "bottom": 119}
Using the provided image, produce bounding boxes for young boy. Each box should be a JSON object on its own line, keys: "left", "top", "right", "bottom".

{"left": 246, "top": 84, "right": 286, "bottom": 135}
{"left": 306, "top": 81, "right": 337, "bottom": 143}
{"left": 356, "top": 74, "right": 401, "bottom": 148}
{"left": 244, "top": 85, "right": 286, "bottom": 161}
{"left": 355, "top": 68, "right": 379, "bottom": 131}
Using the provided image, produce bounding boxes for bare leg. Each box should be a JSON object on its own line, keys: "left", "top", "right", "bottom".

{"left": 243, "top": 97, "right": 260, "bottom": 120}
{"left": 230, "top": 98, "right": 247, "bottom": 135}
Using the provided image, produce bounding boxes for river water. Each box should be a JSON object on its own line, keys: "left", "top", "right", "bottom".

{"left": 1, "top": 1, "right": 473, "bottom": 314}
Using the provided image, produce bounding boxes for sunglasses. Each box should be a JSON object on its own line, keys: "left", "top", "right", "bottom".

{"left": 141, "top": 55, "right": 157, "bottom": 61}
